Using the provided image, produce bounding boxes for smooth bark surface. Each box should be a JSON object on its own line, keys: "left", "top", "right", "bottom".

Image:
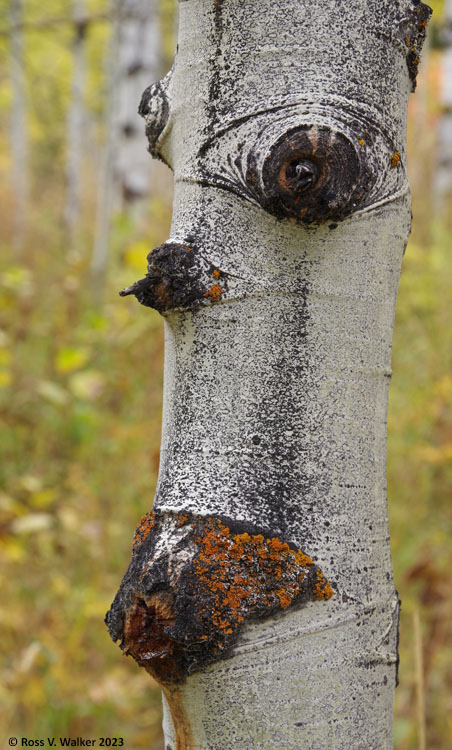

{"left": 107, "top": 1, "right": 431, "bottom": 748}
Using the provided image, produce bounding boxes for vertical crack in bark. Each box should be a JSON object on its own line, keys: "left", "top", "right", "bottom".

{"left": 395, "top": 590, "right": 402, "bottom": 687}
{"left": 106, "top": 509, "right": 334, "bottom": 685}
{"left": 210, "top": 0, "right": 224, "bottom": 121}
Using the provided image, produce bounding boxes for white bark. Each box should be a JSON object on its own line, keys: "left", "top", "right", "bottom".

{"left": 9, "top": 0, "right": 29, "bottom": 251}
{"left": 435, "top": 0, "right": 452, "bottom": 202}
{"left": 91, "top": 0, "right": 120, "bottom": 282}
{"left": 107, "top": 1, "right": 431, "bottom": 748}
{"left": 64, "top": 0, "right": 87, "bottom": 242}
{"left": 115, "top": 0, "right": 160, "bottom": 204}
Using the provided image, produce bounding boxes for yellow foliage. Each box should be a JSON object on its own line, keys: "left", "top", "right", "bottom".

{"left": 0, "top": 370, "right": 11, "bottom": 388}
{"left": 124, "top": 241, "right": 149, "bottom": 271}
{"left": 30, "top": 489, "right": 57, "bottom": 508}
{"left": 0, "top": 348, "right": 11, "bottom": 366}
{"left": 1, "top": 538, "right": 26, "bottom": 563}
{"left": 55, "top": 346, "right": 90, "bottom": 374}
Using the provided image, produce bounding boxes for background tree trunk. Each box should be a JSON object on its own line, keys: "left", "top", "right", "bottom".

{"left": 115, "top": 0, "right": 160, "bottom": 210}
{"left": 64, "top": 0, "right": 87, "bottom": 246}
{"left": 91, "top": 0, "right": 160, "bottom": 283}
{"left": 107, "top": 1, "right": 431, "bottom": 748}
{"left": 435, "top": 0, "right": 452, "bottom": 207}
{"left": 9, "top": 0, "right": 29, "bottom": 252}
{"left": 91, "top": 0, "right": 120, "bottom": 284}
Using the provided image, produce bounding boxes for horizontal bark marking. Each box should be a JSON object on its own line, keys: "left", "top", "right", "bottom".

{"left": 179, "top": 103, "right": 409, "bottom": 222}
{"left": 105, "top": 509, "right": 333, "bottom": 684}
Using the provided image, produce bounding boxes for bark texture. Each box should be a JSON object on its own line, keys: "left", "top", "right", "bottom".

{"left": 107, "top": 1, "right": 431, "bottom": 748}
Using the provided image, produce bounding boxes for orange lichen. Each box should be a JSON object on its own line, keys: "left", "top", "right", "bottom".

{"left": 358, "top": 138, "right": 364, "bottom": 146}
{"left": 111, "top": 510, "right": 335, "bottom": 685}
{"left": 405, "top": 36, "right": 411, "bottom": 47}
{"left": 203, "top": 284, "right": 222, "bottom": 301}
{"left": 276, "top": 590, "right": 293, "bottom": 609}
{"left": 212, "top": 268, "right": 221, "bottom": 280}
{"left": 294, "top": 550, "right": 315, "bottom": 568}
{"left": 391, "top": 151, "right": 401, "bottom": 168}
{"left": 133, "top": 511, "right": 156, "bottom": 548}
{"left": 191, "top": 517, "right": 332, "bottom": 642}
{"left": 314, "top": 570, "right": 334, "bottom": 600}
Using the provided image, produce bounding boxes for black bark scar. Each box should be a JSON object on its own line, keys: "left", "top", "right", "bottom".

{"left": 401, "top": 2, "right": 432, "bottom": 91}
{"left": 119, "top": 242, "right": 225, "bottom": 313}
{"left": 106, "top": 509, "right": 334, "bottom": 684}
{"left": 247, "top": 125, "right": 370, "bottom": 224}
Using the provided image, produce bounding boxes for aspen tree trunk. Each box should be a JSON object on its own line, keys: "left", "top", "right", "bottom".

{"left": 107, "top": 1, "right": 431, "bottom": 748}
{"left": 115, "top": 0, "right": 160, "bottom": 206}
{"left": 91, "top": 0, "right": 120, "bottom": 283}
{"left": 64, "top": 0, "right": 87, "bottom": 244}
{"left": 9, "top": 0, "right": 29, "bottom": 251}
{"left": 435, "top": 0, "right": 452, "bottom": 204}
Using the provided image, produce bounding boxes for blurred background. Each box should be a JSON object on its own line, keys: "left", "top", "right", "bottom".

{"left": 0, "top": 0, "right": 450, "bottom": 748}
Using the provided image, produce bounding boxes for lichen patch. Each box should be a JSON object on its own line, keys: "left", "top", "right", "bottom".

{"left": 106, "top": 509, "right": 334, "bottom": 685}
{"left": 390, "top": 151, "right": 401, "bottom": 169}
